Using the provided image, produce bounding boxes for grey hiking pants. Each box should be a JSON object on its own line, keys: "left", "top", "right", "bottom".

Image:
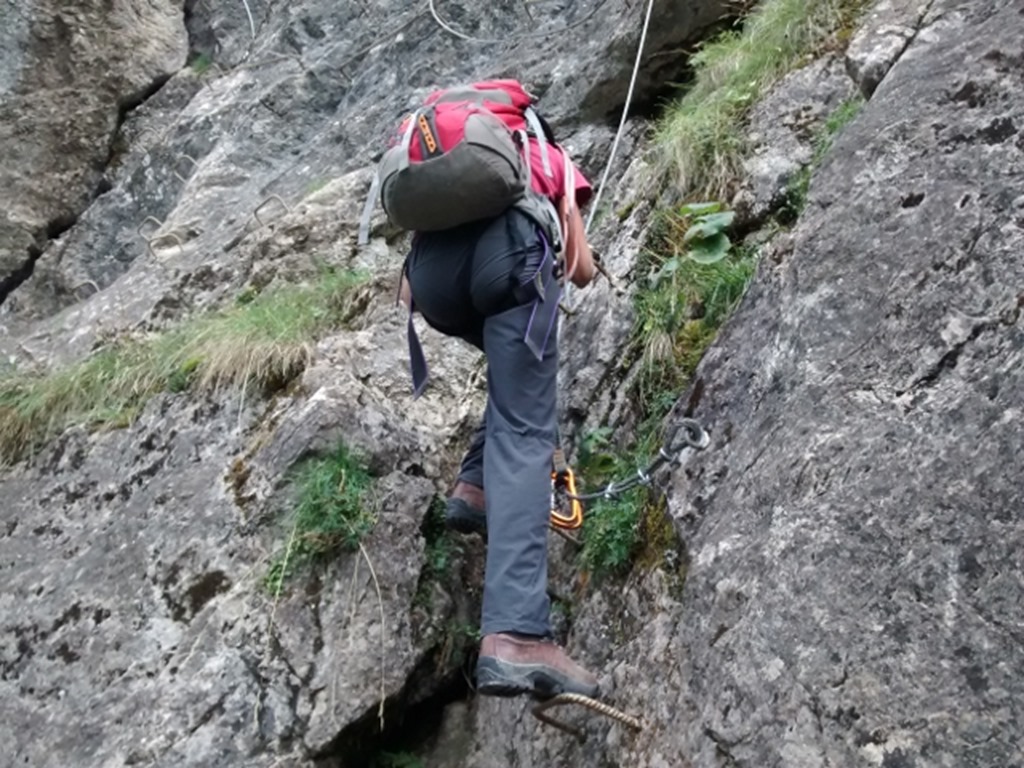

{"left": 405, "top": 208, "right": 559, "bottom": 637}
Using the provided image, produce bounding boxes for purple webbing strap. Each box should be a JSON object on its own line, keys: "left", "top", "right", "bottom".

{"left": 407, "top": 299, "right": 429, "bottom": 398}
{"left": 522, "top": 229, "right": 561, "bottom": 362}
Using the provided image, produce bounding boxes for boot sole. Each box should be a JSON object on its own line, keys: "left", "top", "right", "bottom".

{"left": 476, "top": 656, "right": 599, "bottom": 700}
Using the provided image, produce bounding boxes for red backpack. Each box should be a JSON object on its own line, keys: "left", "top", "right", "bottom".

{"left": 357, "top": 80, "right": 564, "bottom": 246}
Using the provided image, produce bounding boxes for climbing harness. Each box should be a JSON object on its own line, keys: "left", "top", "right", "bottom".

{"left": 548, "top": 418, "right": 710, "bottom": 532}
{"left": 533, "top": 693, "right": 643, "bottom": 744}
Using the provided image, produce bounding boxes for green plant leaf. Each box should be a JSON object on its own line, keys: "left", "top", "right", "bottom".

{"left": 679, "top": 201, "right": 721, "bottom": 216}
{"left": 683, "top": 212, "right": 735, "bottom": 243}
{"left": 687, "top": 233, "right": 731, "bottom": 264}
{"left": 584, "top": 453, "right": 618, "bottom": 477}
{"left": 699, "top": 211, "right": 736, "bottom": 230}
{"left": 683, "top": 220, "right": 717, "bottom": 243}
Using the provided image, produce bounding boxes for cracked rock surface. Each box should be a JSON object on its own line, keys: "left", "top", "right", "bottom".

{"left": 846, "top": 0, "right": 934, "bottom": 98}
{"left": 0, "top": 0, "right": 187, "bottom": 298}
{"left": 0, "top": 1, "right": 731, "bottom": 767}
{"left": 2, "top": 0, "right": 1023, "bottom": 766}
{"left": 464, "top": 1, "right": 1024, "bottom": 766}
{"left": 638, "top": 2, "right": 1022, "bottom": 765}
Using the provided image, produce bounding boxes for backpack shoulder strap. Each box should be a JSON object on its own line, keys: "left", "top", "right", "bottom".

{"left": 558, "top": 149, "right": 578, "bottom": 283}
{"left": 357, "top": 171, "right": 381, "bottom": 245}
{"left": 533, "top": 110, "right": 558, "bottom": 144}
{"left": 358, "top": 109, "right": 425, "bottom": 245}
{"left": 524, "top": 107, "right": 552, "bottom": 178}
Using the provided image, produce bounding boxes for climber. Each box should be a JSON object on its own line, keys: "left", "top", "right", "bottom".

{"left": 395, "top": 85, "right": 599, "bottom": 700}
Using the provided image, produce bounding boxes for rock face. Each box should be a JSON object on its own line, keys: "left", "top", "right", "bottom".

{"left": 846, "top": 0, "right": 931, "bottom": 98}
{"left": 0, "top": 0, "right": 187, "bottom": 299}
{"left": 2, "top": 0, "right": 1023, "bottom": 766}
{"left": 0, "top": 1, "right": 734, "bottom": 767}
{"left": 675, "top": 4, "right": 1024, "bottom": 762}
{"left": 738, "top": 55, "right": 858, "bottom": 224}
{"left": 0, "top": 0, "right": 728, "bottom": 337}
{"left": 465, "top": 1, "right": 1024, "bottom": 766}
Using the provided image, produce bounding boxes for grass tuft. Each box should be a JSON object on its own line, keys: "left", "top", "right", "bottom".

{"left": 0, "top": 268, "right": 364, "bottom": 465}
{"left": 657, "top": 0, "right": 869, "bottom": 198}
{"left": 634, "top": 225, "right": 758, "bottom": 410}
{"left": 576, "top": 425, "right": 660, "bottom": 579}
{"left": 781, "top": 94, "right": 864, "bottom": 220}
{"left": 265, "top": 443, "right": 375, "bottom": 593}
{"left": 576, "top": 217, "right": 757, "bottom": 578}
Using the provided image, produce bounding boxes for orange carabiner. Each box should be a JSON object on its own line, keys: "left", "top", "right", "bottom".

{"left": 550, "top": 466, "right": 584, "bottom": 530}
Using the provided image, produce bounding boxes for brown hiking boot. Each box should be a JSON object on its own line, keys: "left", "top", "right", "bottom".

{"left": 445, "top": 480, "right": 487, "bottom": 537}
{"left": 475, "top": 633, "right": 600, "bottom": 700}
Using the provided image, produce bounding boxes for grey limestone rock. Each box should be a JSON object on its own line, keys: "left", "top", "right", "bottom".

{"left": 0, "top": 0, "right": 187, "bottom": 286}
{"left": 738, "top": 55, "right": 858, "bottom": 225}
{"left": 846, "top": 0, "right": 932, "bottom": 98}
{"left": 0, "top": 1, "right": 733, "bottom": 766}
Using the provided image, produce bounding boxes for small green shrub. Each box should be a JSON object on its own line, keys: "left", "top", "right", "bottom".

{"left": 576, "top": 427, "right": 659, "bottom": 579}
{"left": 580, "top": 491, "right": 648, "bottom": 577}
{"left": 167, "top": 357, "right": 202, "bottom": 394}
{"left": 635, "top": 210, "right": 756, "bottom": 411}
{"left": 650, "top": 202, "right": 736, "bottom": 290}
{"left": 265, "top": 444, "right": 375, "bottom": 593}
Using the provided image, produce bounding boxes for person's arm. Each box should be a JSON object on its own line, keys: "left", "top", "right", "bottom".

{"left": 399, "top": 273, "right": 412, "bottom": 309}
{"left": 559, "top": 195, "right": 595, "bottom": 288}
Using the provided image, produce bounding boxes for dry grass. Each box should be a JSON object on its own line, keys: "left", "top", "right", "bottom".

{"left": 0, "top": 269, "right": 364, "bottom": 464}
{"left": 656, "top": 0, "right": 868, "bottom": 198}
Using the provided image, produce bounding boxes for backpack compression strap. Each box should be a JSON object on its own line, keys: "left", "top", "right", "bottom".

{"left": 413, "top": 109, "right": 444, "bottom": 160}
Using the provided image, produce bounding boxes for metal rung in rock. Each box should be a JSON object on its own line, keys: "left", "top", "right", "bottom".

{"left": 531, "top": 693, "right": 642, "bottom": 744}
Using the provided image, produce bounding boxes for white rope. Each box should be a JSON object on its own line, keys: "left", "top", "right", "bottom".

{"left": 425, "top": 0, "right": 655, "bottom": 236}
{"left": 241, "top": 0, "right": 257, "bottom": 39}
{"left": 585, "top": 0, "right": 656, "bottom": 234}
